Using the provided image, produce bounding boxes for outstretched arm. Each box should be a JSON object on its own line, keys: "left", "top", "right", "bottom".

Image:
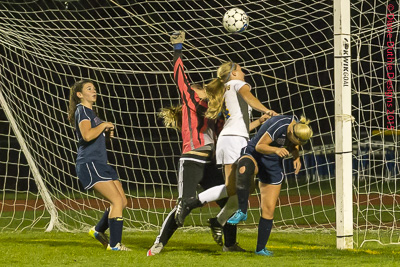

{"left": 171, "top": 31, "right": 203, "bottom": 107}
{"left": 238, "top": 85, "right": 278, "bottom": 116}
{"left": 249, "top": 114, "right": 270, "bottom": 131}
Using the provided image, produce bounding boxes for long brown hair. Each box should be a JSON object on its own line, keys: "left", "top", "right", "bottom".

{"left": 158, "top": 105, "right": 183, "bottom": 131}
{"left": 205, "top": 62, "right": 236, "bottom": 119}
{"left": 67, "top": 79, "right": 93, "bottom": 127}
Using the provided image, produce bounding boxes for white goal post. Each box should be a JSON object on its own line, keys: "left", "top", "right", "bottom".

{"left": 334, "top": 0, "right": 353, "bottom": 249}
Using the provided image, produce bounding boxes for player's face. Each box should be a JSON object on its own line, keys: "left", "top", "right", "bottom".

{"left": 78, "top": 83, "right": 97, "bottom": 104}
{"left": 232, "top": 64, "right": 245, "bottom": 81}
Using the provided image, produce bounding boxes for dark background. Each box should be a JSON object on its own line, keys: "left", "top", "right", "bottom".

{"left": 0, "top": 0, "right": 398, "bottom": 195}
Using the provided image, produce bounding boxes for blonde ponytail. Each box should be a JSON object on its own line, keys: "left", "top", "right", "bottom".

{"left": 205, "top": 61, "right": 237, "bottom": 119}
{"left": 158, "top": 105, "right": 183, "bottom": 131}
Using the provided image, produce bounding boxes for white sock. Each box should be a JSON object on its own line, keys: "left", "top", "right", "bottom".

{"left": 198, "top": 184, "right": 228, "bottom": 204}
{"left": 217, "top": 195, "right": 238, "bottom": 226}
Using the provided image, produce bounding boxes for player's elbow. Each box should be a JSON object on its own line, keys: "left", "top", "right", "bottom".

{"left": 81, "top": 133, "right": 92, "bottom": 142}
{"left": 255, "top": 144, "right": 262, "bottom": 153}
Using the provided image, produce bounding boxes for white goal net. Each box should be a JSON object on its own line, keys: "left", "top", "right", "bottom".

{"left": 0, "top": 0, "right": 398, "bottom": 247}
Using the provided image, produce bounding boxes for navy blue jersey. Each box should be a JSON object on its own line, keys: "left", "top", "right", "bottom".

{"left": 242, "top": 115, "right": 298, "bottom": 161}
{"left": 75, "top": 104, "right": 107, "bottom": 164}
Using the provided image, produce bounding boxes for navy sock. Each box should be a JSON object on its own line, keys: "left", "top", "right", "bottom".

{"left": 237, "top": 189, "right": 249, "bottom": 213}
{"left": 109, "top": 217, "right": 124, "bottom": 247}
{"left": 95, "top": 208, "right": 109, "bottom": 233}
{"left": 256, "top": 217, "right": 273, "bottom": 252}
{"left": 223, "top": 223, "right": 237, "bottom": 247}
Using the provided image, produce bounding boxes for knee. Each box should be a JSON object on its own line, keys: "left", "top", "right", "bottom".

{"left": 122, "top": 196, "right": 128, "bottom": 209}
{"left": 236, "top": 157, "right": 256, "bottom": 189}
{"left": 261, "top": 204, "right": 275, "bottom": 219}
{"left": 110, "top": 196, "right": 125, "bottom": 210}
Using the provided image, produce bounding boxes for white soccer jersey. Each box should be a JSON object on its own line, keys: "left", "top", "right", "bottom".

{"left": 219, "top": 80, "right": 252, "bottom": 138}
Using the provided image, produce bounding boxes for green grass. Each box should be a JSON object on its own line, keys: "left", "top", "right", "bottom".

{"left": 0, "top": 230, "right": 399, "bottom": 266}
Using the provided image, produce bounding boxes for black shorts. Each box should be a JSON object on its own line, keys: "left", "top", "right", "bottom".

{"left": 76, "top": 161, "right": 119, "bottom": 190}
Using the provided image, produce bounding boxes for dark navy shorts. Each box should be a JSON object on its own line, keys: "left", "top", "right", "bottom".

{"left": 76, "top": 161, "right": 119, "bottom": 190}
{"left": 257, "top": 157, "right": 284, "bottom": 185}
{"left": 240, "top": 147, "right": 284, "bottom": 185}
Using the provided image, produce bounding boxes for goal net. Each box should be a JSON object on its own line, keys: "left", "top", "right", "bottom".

{"left": 0, "top": 0, "right": 398, "bottom": 247}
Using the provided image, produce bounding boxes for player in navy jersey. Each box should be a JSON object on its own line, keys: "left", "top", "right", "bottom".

{"left": 147, "top": 31, "right": 240, "bottom": 255}
{"left": 227, "top": 115, "right": 313, "bottom": 256}
{"left": 68, "top": 80, "right": 130, "bottom": 251}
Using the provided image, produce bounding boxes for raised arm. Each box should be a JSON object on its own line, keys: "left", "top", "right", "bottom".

{"left": 170, "top": 31, "right": 203, "bottom": 107}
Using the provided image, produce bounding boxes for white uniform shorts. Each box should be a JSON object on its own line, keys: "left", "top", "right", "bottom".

{"left": 216, "top": 135, "right": 248, "bottom": 165}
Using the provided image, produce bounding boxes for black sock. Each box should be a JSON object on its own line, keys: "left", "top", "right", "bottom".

{"left": 237, "top": 189, "right": 249, "bottom": 213}
{"left": 256, "top": 217, "right": 273, "bottom": 252}
{"left": 159, "top": 210, "right": 179, "bottom": 245}
{"left": 109, "top": 217, "right": 124, "bottom": 247}
{"left": 95, "top": 208, "right": 110, "bottom": 233}
{"left": 223, "top": 223, "right": 237, "bottom": 247}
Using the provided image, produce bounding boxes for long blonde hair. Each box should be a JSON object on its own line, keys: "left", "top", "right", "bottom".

{"left": 293, "top": 116, "right": 313, "bottom": 143}
{"left": 158, "top": 105, "right": 183, "bottom": 131}
{"left": 205, "top": 62, "right": 237, "bottom": 119}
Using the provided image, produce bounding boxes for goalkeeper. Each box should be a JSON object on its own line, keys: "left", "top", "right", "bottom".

{"left": 147, "top": 31, "right": 241, "bottom": 256}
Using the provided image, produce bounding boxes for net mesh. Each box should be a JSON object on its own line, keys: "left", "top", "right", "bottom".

{"left": 0, "top": 0, "right": 398, "bottom": 247}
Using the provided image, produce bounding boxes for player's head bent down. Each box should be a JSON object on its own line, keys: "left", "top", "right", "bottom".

{"left": 67, "top": 79, "right": 95, "bottom": 126}
{"left": 288, "top": 116, "right": 313, "bottom": 145}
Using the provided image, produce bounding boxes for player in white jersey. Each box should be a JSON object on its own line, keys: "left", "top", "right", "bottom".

{"left": 199, "top": 62, "right": 277, "bottom": 249}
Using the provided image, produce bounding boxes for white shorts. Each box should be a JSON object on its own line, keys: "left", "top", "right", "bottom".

{"left": 216, "top": 135, "right": 248, "bottom": 165}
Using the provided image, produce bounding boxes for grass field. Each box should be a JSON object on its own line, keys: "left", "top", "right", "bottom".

{"left": 1, "top": 229, "right": 399, "bottom": 266}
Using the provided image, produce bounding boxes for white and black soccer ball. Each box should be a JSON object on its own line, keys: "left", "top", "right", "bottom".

{"left": 222, "top": 8, "right": 249, "bottom": 33}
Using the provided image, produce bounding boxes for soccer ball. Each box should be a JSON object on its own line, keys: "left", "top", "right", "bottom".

{"left": 222, "top": 8, "right": 249, "bottom": 33}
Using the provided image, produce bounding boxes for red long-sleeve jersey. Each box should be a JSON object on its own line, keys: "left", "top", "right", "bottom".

{"left": 173, "top": 49, "right": 214, "bottom": 154}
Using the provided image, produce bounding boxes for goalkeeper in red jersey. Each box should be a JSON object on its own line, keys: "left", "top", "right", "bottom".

{"left": 147, "top": 31, "right": 242, "bottom": 256}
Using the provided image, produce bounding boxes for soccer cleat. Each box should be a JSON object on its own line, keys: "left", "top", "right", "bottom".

{"left": 222, "top": 243, "right": 246, "bottom": 252}
{"left": 88, "top": 226, "right": 109, "bottom": 248}
{"left": 227, "top": 210, "right": 248, "bottom": 225}
{"left": 147, "top": 242, "right": 164, "bottom": 256}
{"left": 207, "top": 217, "right": 223, "bottom": 246}
{"left": 175, "top": 197, "right": 202, "bottom": 227}
{"left": 106, "top": 242, "right": 131, "bottom": 251}
{"left": 255, "top": 248, "right": 273, "bottom": 256}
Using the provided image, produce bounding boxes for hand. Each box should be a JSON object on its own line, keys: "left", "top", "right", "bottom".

{"left": 266, "top": 109, "right": 279, "bottom": 117}
{"left": 258, "top": 114, "right": 270, "bottom": 124}
{"left": 275, "top": 147, "right": 289, "bottom": 158}
{"left": 293, "top": 157, "right": 301, "bottom": 174}
{"left": 103, "top": 122, "right": 114, "bottom": 131}
{"left": 170, "top": 31, "right": 185, "bottom": 44}
{"left": 103, "top": 122, "right": 115, "bottom": 138}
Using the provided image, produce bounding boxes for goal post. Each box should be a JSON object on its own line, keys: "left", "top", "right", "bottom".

{"left": 334, "top": 0, "right": 353, "bottom": 249}
{"left": 0, "top": 81, "right": 62, "bottom": 232}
